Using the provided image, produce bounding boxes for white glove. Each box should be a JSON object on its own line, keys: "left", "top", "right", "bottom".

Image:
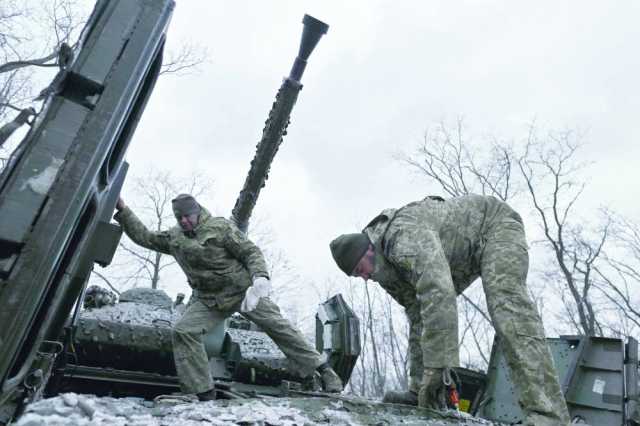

{"left": 240, "top": 277, "right": 272, "bottom": 312}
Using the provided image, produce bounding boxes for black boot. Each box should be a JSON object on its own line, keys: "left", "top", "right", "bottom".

{"left": 382, "top": 390, "right": 418, "bottom": 406}
{"left": 196, "top": 388, "right": 217, "bottom": 401}
{"left": 317, "top": 363, "right": 343, "bottom": 393}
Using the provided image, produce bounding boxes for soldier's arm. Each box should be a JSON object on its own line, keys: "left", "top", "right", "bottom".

{"left": 380, "top": 281, "right": 411, "bottom": 307}
{"left": 222, "top": 224, "right": 270, "bottom": 279}
{"left": 385, "top": 228, "right": 459, "bottom": 368}
{"left": 113, "top": 206, "right": 172, "bottom": 254}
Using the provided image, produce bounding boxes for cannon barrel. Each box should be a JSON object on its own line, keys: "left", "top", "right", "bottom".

{"left": 231, "top": 14, "right": 328, "bottom": 233}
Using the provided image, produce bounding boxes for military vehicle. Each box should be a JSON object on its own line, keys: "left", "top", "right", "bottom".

{"left": 52, "top": 285, "right": 357, "bottom": 398}
{"left": 0, "top": 0, "right": 174, "bottom": 420}
{"left": 0, "top": 0, "right": 637, "bottom": 425}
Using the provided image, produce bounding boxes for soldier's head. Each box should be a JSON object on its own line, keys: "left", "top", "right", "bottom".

{"left": 172, "top": 194, "right": 201, "bottom": 231}
{"left": 330, "top": 233, "right": 375, "bottom": 280}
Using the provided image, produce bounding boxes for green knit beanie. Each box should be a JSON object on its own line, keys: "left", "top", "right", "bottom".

{"left": 172, "top": 194, "right": 201, "bottom": 218}
{"left": 330, "top": 233, "right": 371, "bottom": 275}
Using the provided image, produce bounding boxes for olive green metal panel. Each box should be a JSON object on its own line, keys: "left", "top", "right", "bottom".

{"left": 315, "top": 293, "right": 361, "bottom": 384}
{"left": 479, "top": 336, "right": 635, "bottom": 425}
{"left": 0, "top": 0, "right": 174, "bottom": 422}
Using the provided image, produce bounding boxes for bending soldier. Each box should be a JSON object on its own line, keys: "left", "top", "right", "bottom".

{"left": 115, "top": 194, "right": 342, "bottom": 400}
{"left": 330, "top": 194, "right": 570, "bottom": 426}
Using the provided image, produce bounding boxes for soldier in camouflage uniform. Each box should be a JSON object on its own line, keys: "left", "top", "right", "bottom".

{"left": 115, "top": 194, "right": 342, "bottom": 400}
{"left": 330, "top": 194, "right": 570, "bottom": 426}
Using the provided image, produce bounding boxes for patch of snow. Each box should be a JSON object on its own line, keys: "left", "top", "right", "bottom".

{"left": 81, "top": 302, "right": 181, "bottom": 328}
{"left": 226, "top": 328, "right": 285, "bottom": 360}
{"left": 16, "top": 393, "right": 502, "bottom": 426}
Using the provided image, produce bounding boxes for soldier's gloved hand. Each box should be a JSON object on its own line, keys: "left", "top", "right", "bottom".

{"left": 252, "top": 276, "right": 272, "bottom": 297}
{"left": 240, "top": 276, "right": 272, "bottom": 312}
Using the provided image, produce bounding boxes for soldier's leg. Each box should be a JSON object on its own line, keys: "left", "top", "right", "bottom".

{"left": 383, "top": 302, "right": 422, "bottom": 405}
{"left": 172, "top": 299, "right": 227, "bottom": 394}
{"left": 242, "top": 297, "right": 324, "bottom": 376}
{"left": 405, "top": 302, "right": 424, "bottom": 393}
{"left": 481, "top": 221, "right": 570, "bottom": 425}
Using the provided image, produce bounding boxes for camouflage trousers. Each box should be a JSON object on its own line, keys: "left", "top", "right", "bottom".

{"left": 172, "top": 296, "right": 324, "bottom": 394}
{"left": 408, "top": 217, "right": 570, "bottom": 425}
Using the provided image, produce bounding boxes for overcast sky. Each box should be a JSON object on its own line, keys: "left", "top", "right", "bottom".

{"left": 121, "top": 1, "right": 640, "bottom": 306}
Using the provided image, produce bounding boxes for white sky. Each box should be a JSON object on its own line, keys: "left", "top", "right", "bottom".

{"left": 122, "top": 0, "right": 640, "bottom": 306}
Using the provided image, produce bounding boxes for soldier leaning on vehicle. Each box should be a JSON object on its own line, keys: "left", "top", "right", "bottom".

{"left": 114, "top": 194, "right": 342, "bottom": 400}
{"left": 330, "top": 194, "right": 570, "bottom": 426}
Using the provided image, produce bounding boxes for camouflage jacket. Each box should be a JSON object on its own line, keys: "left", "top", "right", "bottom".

{"left": 363, "top": 194, "right": 523, "bottom": 307}
{"left": 114, "top": 207, "right": 269, "bottom": 311}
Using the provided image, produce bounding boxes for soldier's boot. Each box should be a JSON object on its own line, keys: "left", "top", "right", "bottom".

{"left": 318, "top": 364, "right": 343, "bottom": 393}
{"left": 418, "top": 368, "right": 447, "bottom": 410}
{"left": 382, "top": 390, "right": 418, "bottom": 406}
{"left": 196, "top": 388, "right": 217, "bottom": 402}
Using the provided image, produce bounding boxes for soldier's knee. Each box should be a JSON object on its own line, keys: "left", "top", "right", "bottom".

{"left": 172, "top": 324, "right": 199, "bottom": 342}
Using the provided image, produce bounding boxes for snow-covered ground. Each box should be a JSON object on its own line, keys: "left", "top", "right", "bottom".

{"left": 16, "top": 393, "right": 501, "bottom": 426}
{"left": 80, "top": 301, "right": 181, "bottom": 328}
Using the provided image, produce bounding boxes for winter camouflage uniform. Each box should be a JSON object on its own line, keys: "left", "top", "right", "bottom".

{"left": 114, "top": 206, "right": 324, "bottom": 394}
{"left": 362, "top": 194, "right": 570, "bottom": 425}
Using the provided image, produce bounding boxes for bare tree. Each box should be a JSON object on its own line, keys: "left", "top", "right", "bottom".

{"left": 0, "top": 0, "right": 208, "bottom": 167}
{"left": 382, "top": 294, "right": 410, "bottom": 391}
{"left": 517, "top": 124, "right": 610, "bottom": 336}
{"left": 593, "top": 214, "right": 640, "bottom": 338}
{"left": 458, "top": 285, "right": 494, "bottom": 369}
{"left": 397, "top": 117, "right": 519, "bottom": 201}
{"left": 247, "top": 216, "right": 307, "bottom": 329}
{"left": 0, "top": 0, "right": 90, "bottom": 165}
{"left": 160, "top": 40, "right": 208, "bottom": 76}
{"left": 0, "top": 0, "right": 87, "bottom": 109}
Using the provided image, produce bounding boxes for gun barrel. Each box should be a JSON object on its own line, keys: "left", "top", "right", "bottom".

{"left": 289, "top": 14, "right": 329, "bottom": 83}
{"left": 231, "top": 14, "right": 328, "bottom": 233}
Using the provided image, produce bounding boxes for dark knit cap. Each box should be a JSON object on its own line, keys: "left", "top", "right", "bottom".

{"left": 330, "top": 233, "right": 371, "bottom": 275}
{"left": 172, "top": 194, "right": 201, "bottom": 217}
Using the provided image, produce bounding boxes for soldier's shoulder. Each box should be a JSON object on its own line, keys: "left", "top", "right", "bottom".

{"left": 197, "top": 216, "right": 234, "bottom": 241}
{"left": 363, "top": 208, "right": 397, "bottom": 243}
{"left": 364, "top": 208, "right": 396, "bottom": 230}
{"left": 203, "top": 215, "right": 234, "bottom": 229}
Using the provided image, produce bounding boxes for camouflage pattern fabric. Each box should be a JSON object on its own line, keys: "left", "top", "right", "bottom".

{"left": 115, "top": 206, "right": 323, "bottom": 394}
{"left": 115, "top": 206, "right": 267, "bottom": 311}
{"left": 363, "top": 194, "right": 570, "bottom": 425}
{"left": 173, "top": 297, "right": 323, "bottom": 394}
{"left": 172, "top": 299, "right": 226, "bottom": 393}
{"left": 243, "top": 298, "right": 325, "bottom": 378}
